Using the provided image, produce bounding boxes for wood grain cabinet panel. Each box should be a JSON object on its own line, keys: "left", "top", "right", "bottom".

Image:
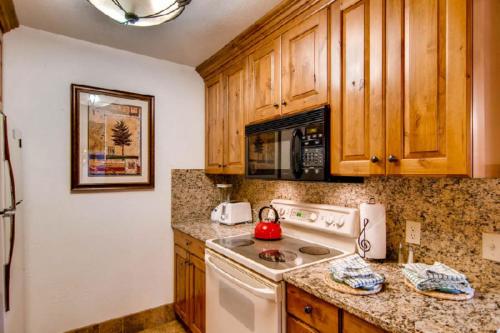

{"left": 286, "top": 284, "right": 339, "bottom": 333}
{"left": 386, "top": 0, "right": 470, "bottom": 175}
{"left": 287, "top": 316, "right": 319, "bottom": 333}
{"left": 189, "top": 255, "right": 206, "bottom": 333}
{"left": 248, "top": 38, "right": 282, "bottom": 123}
{"left": 205, "top": 75, "right": 224, "bottom": 174}
{"left": 281, "top": 9, "right": 328, "bottom": 115}
{"left": 343, "top": 311, "right": 386, "bottom": 333}
{"left": 174, "top": 245, "right": 190, "bottom": 324}
{"left": 174, "top": 231, "right": 206, "bottom": 333}
{"left": 330, "top": 0, "right": 385, "bottom": 176}
{"left": 223, "top": 61, "right": 246, "bottom": 174}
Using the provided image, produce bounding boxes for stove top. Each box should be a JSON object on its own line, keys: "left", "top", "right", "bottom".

{"left": 211, "top": 233, "right": 343, "bottom": 270}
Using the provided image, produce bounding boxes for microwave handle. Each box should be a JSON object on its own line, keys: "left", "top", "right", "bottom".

{"left": 291, "top": 129, "right": 303, "bottom": 179}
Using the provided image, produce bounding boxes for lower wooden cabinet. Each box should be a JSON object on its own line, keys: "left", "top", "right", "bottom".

{"left": 286, "top": 283, "right": 386, "bottom": 333}
{"left": 174, "top": 230, "right": 206, "bottom": 333}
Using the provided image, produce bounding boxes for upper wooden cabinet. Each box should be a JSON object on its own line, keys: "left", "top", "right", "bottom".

{"left": 205, "top": 61, "right": 247, "bottom": 175}
{"left": 248, "top": 38, "right": 281, "bottom": 123}
{"left": 385, "top": 0, "right": 469, "bottom": 175}
{"left": 205, "top": 74, "right": 224, "bottom": 174}
{"left": 281, "top": 9, "right": 328, "bottom": 115}
{"left": 223, "top": 60, "right": 246, "bottom": 174}
{"left": 247, "top": 9, "right": 329, "bottom": 124}
{"left": 330, "top": 0, "right": 385, "bottom": 176}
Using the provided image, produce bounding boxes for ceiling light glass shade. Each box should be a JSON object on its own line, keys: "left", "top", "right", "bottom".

{"left": 88, "top": 0, "right": 191, "bottom": 26}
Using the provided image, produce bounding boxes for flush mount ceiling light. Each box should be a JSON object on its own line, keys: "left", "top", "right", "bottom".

{"left": 88, "top": 0, "right": 191, "bottom": 27}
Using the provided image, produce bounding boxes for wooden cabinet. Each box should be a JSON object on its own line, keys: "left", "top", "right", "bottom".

{"left": 174, "top": 230, "right": 206, "bottom": 333}
{"left": 385, "top": 0, "right": 470, "bottom": 175}
{"left": 332, "top": 0, "right": 471, "bottom": 176}
{"left": 205, "top": 61, "right": 246, "bottom": 175}
{"left": 343, "top": 311, "right": 386, "bottom": 333}
{"left": 330, "top": 0, "right": 385, "bottom": 176}
{"left": 248, "top": 9, "right": 328, "bottom": 123}
{"left": 248, "top": 38, "right": 281, "bottom": 123}
{"left": 281, "top": 9, "right": 328, "bottom": 115}
{"left": 223, "top": 60, "right": 246, "bottom": 174}
{"left": 205, "top": 74, "right": 224, "bottom": 174}
{"left": 286, "top": 283, "right": 387, "bottom": 333}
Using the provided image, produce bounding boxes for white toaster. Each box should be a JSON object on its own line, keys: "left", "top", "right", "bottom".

{"left": 211, "top": 201, "right": 252, "bottom": 225}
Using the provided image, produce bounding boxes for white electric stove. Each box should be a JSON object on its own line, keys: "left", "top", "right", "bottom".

{"left": 205, "top": 199, "right": 360, "bottom": 333}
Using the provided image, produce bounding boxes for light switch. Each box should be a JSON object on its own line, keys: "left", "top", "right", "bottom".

{"left": 482, "top": 233, "right": 500, "bottom": 262}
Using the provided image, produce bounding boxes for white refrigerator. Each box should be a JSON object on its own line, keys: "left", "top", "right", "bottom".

{"left": 0, "top": 112, "right": 25, "bottom": 333}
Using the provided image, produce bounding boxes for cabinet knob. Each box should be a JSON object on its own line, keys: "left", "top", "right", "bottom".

{"left": 273, "top": 103, "right": 279, "bottom": 108}
{"left": 304, "top": 305, "right": 313, "bottom": 314}
{"left": 185, "top": 240, "right": 192, "bottom": 246}
{"left": 281, "top": 100, "right": 287, "bottom": 107}
{"left": 218, "top": 164, "right": 222, "bottom": 168}
{"left": 370, "top": 155, "right": 379, "bottom": 163}
{"left": 388, "top": 155, "right": 398, "bottom": 163}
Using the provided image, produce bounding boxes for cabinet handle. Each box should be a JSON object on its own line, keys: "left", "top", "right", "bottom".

{"left": 218, "top": 164, "right": 222, "bottom": 168}
{"left": 273, "top": 103, "right": 279, "bottom": 108}
{"left": 304, "top": 305, "right": 313, "bottom": 314}
{"left": 281, "top": 100, "right": 287, "bottom": 107}
{"left": 185, "top": 240, "right": 192, "bottom": 246}
{"left": 370, "top": 155, "right": 379, "bottom": 163}
{"left": 388, "top": 155, "right": 398, "bottom": 163}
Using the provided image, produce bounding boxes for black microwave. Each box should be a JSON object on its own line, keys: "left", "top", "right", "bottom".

{"left": 245, "top": 106, "right": 330, "bottom": 181}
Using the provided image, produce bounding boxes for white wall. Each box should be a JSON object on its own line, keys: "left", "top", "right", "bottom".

{"left": 4, "top": 26, "right": 205, "bottom": 333}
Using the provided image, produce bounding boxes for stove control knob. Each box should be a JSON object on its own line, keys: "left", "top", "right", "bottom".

{"left": 325, "top": 218, "right": 334, "bottom": 226}
{"left": 279, "top": 208, "right": 286, "bottom": 217}
{"left": 309, "top": 213, "right": 318, "bottom": 222}
{"left": 336, "top": 218, "right": 345, "bottom": 228}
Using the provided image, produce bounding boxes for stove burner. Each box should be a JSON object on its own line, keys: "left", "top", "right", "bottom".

{"left": 224, "top": 239, "right": 255, "bottom": 248}
{"left": 299, "top": 246, "right": 330, "bottom": 255}
{"left": 259, "top": 250, "right": 297, "bottom": 263}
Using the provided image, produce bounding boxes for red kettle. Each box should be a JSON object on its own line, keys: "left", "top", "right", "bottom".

{"left": 254, "top": 205, "right": 282, "bottom": 240}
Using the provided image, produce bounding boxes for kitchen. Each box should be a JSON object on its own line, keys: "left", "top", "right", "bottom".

{"left": 0, "top": 0, "right": 498, "bottom": 333}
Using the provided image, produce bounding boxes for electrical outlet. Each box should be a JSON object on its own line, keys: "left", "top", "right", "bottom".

{"left": 405, "top": 220, "right": 421, "bottom": 245}
{"left": 482, "top": 233, "right": 500, "bottom": 262}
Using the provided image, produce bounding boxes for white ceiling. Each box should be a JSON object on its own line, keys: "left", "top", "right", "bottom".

{"left": 13, "top": 0, "right": 282, "bottom": 67}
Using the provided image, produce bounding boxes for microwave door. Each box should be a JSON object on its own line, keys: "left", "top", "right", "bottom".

{"left": 246, "top": 131, "right": 279, "bottom": 179}
{"left": 280, "top": 128, "right": 303, "bottom": 180}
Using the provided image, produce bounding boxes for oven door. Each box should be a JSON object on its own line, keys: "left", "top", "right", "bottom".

{"left": 246, "top": 131, "right": 279, "bottom": 178}
{"left": 205, "top": 250, "right": 283, "bottom": 333}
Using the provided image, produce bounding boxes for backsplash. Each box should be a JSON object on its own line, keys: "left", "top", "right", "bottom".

{"left": 171, "top": 169, "right": 499, "bottom": 286}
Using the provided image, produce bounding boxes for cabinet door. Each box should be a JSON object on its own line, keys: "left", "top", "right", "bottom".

{"left": 174, "top": 245, "right": 190, "bottom": 324}
{"left": 386, "top": 0, "right": 470, "bottom": 175}
{"left": 205, "top": 74, "right": 224, "bottom": 174}
{"left": 281, "top": 9, "right": 328, "bottom": 115}
{"left": 330, "top": 0, "right": 385, "bottom": 176}
{"left": 343, "top": 311, "right": 386, "bottom": 333}
{"left": 223, "top": 61, "right": 246, "bottom": 174}
{"left": 189, "top": 255, "right": 206, "bottom": 333}
{"left": 248, "top": 38, "right": 281, "bottom": 123}
{"left": 287, "top": 316, "right": 319, "bottom": 333}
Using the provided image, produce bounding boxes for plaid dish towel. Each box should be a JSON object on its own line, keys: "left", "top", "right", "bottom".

{"left": 330, "top": 254, "right": 385, "bottom": 289}
{"left": 403, "top": 263, "right": 473, "bottom": 294}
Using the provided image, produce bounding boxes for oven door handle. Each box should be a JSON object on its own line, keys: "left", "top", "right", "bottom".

{"left": 205, "top": 253, "right": 277, "bottom": 301}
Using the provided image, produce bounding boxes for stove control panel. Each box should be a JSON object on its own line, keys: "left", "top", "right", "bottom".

{"left": 270, "top": 199, "right": 359, "bottom": 238}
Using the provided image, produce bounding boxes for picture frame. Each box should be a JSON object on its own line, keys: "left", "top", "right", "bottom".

{"left": 71, "top": 84, "right": 155, "bottom": 192}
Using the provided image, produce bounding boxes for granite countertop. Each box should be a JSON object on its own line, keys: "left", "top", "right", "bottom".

{"left": 171, "top": 219, "right": 499, "bottom": 333}
{"left": 284, "top": 261, "right": 500, "bottom": 333}
{"left": 171, "top": 217, "right": 255, "bottom": 241}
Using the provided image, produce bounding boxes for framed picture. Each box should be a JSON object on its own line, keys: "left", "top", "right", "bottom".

{"left": 71, "top": 84, "right": 154, "bottom": 191}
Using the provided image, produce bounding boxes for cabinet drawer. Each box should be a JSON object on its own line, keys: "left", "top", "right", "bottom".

{"left": 286, "top": 284, "right": 339, "bottom": 333}
{"left": 287, "top": 315, "right": 319, "bottom": 333}
{"left": 343, "top": 311, "right": 386, "bottom": 333}
{"left": 174, "top": 230, "right": 205, "bottom": 259}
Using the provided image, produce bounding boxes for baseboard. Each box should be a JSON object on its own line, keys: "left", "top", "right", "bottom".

{"left": 66, "top": 303, "right": 175, "bottom": 333}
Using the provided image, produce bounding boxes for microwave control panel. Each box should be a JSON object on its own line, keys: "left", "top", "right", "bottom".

{"left": 301, "top": 124, "right": 326, "bottom": 177}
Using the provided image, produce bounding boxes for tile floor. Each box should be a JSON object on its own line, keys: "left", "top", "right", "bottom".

{"left": 138, "top": 320, "right": 187, "bottom": 333}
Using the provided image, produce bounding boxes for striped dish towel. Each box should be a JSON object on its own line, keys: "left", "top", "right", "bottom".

{"left": 330, "top": 254, "right": 385, "bottom": 289}
{"left": 403, "top": 263, "right": 473, "bottom": 294}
